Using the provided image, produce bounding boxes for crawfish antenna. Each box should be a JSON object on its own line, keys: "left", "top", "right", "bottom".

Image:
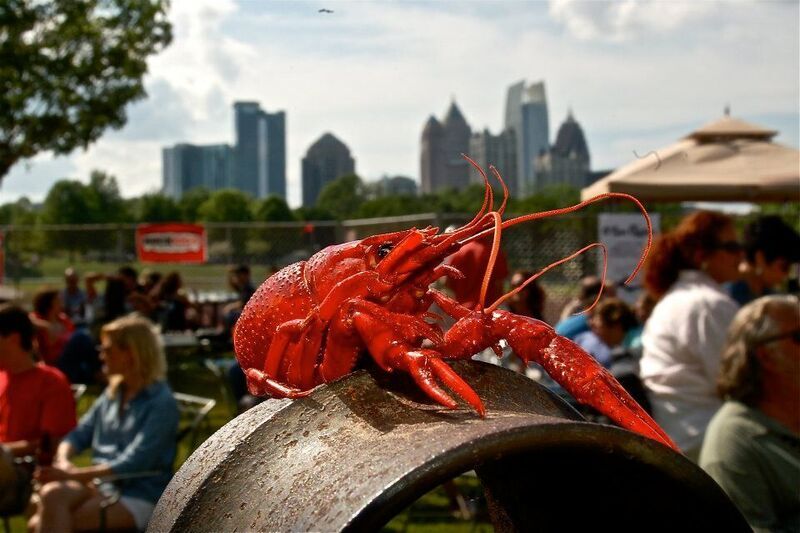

{"left": 478, "top": 211, "right": 503, "bottom": 309}
{"left": 488, "top": 242, "right": 608, "bottom": 313}
{"left": 459, "top": 153, "right": 493, "bottom": 232}
{"left": 471, "top": 192, "right": 651, "bottom": 286}
{"left": 489, "top": 165, "right": 510, "bottom": 216}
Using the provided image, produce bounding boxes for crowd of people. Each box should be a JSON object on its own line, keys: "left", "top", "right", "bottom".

{"left": 444, "top": 211, "right": 799, "bottom": 530}
{"left": 0, "top": 264, "right": 257, "bottom": 531}
{"left": 0, "top": 212, "right": 797, "bottom": 531}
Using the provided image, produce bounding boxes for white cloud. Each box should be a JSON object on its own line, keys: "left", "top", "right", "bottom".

{"left": 548, "top": 0, "right": 719, "bottom": 42}
{"left": 1, "top": 0, "right": 797, "bottom": 208}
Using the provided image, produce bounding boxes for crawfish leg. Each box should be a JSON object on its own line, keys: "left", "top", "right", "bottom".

{"left": 245, "top": 317, "right": 316, "bottom": 398}
{"left": 319, "top": 299, "right": 445, "bottom": 382}
{"left": 494, "top": 310, "right": 678, "bottom": 451}
{"left": 349, "top": 308, "right": 485, "bottom": 415}
{"left": 243, "top": 368, "right": 313, "bottom": 399}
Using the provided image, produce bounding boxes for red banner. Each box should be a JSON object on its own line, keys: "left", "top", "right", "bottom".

{"left": 136, "top": 223, "right": 207, "bottom": 264}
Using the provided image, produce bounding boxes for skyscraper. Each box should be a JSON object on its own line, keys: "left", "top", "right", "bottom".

{"left": 504, "top": 80, "right": 549, "bottom": 195}
{"left": 420, "top": 101, "right": 473, "bottom": 194}
{"left": 301, "top": 133, "right": 356, "bottom": 206}
{"left": 535, "top": 110, "right": 591, "bottom": 190}
{"left": 468, "top": 128, "right": 517, "bottom": 186}
{"left": 233, "top": 102, "right": 286, "bottom": 199}
{"left": 162, "top": 143, "right": 233, "bottom": 199}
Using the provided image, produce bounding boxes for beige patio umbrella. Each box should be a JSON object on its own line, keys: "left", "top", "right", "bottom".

{"left": 581, "top": 116, "right": 800, "bottom": 202}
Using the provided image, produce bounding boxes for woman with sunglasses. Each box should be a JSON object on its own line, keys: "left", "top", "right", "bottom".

{"left": 30, "top": 316, "right": 178, "bottom": 533}
{"left": 639, "top": 210, "right": 742, "bottom": 460}
{"left": 700, "top": 295, "right": 799, "bottom": 532}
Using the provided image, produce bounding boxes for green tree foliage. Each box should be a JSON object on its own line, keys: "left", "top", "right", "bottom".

{"left": 178, "top": 187, "right": 210, "bottom": 222}
{"left": 39, "top": 171, "right": 128, "bottom": 255}
{"left": 137, "top": 193, "right": 181, "bottom": 222}
{"left": 198, "top": 189, "right": 253, "bottom": 259}
{"left": 0, "top": 197, "right": 37, "bottom": 226}
{"left": 356, "top": 195, "right": 432, "bottom": 218}
{"left": 293, "top": 205, "right": 335, "bottom": 221}
{"left": 85, "top": 170, "right": 129, "bottom": 223}
{"left": 250, "top": 196, "right": 297, "bottom": 263}
{"left": 197, "top": 189, "right": 253, "bottom": 223}
{"left": 40, "top": 179, "right": 95, "bottom": 255}
{"left": 40, "top": 180, "right": 93, "bottom": 225}
{"left": 253, "top": 195, "right": 295, "bottom": 222}
{"left": 316, "top": 174, "right": 366, "bottom": 219}
{"left": 0, "top": 0, "right": 172, "bottom": 179}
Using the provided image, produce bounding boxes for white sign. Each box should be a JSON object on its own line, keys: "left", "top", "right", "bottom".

{"left": 598, "top": 213, "right": 661, "bottom": 303}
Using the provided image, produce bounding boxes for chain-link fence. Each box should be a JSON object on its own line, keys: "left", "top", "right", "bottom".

{"left": 0, "top": 208, "right": 783, "bottom": 321}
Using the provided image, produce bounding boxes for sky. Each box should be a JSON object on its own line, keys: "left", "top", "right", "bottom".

{"left": 2, "top": 0, "right": 798, "bottom": 208}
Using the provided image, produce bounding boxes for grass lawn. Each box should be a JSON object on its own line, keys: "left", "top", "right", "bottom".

{"left": 7, "top": 351, "right": 493, "bottom": 532}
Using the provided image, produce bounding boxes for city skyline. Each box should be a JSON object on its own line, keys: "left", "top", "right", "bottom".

{"left": 2, "top": 1, "right": 797, "bottom": 208}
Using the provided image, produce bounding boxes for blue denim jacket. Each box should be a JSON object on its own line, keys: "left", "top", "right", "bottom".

{"left": 66, "top": 381, "right": 178, "bottom": 503}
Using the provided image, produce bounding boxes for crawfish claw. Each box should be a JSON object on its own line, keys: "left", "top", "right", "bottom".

{"left": 400, "top": 351, "right": 485, "bottom": 416}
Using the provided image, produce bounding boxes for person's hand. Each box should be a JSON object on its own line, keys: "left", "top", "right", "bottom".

{"left": 35, "top": 465, "right": 73, "bottom": 484}
{"left": 52, "top": 455, "right": 74, "bottom": 470}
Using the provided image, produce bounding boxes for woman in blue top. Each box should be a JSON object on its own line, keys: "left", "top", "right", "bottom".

{"left": 31, "top": 315, "right": 178, "bottom": 532}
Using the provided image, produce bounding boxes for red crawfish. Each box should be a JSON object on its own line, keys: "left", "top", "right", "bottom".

{"left": 233, "top": 158, "right": 677, "bottom": 451}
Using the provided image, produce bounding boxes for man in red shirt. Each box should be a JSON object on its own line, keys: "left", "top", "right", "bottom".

{"left": 0, "top": 304, "right": 76, "bottom": 458}
{"left": 445, "top": 237, "right": 509, "bottom": 310}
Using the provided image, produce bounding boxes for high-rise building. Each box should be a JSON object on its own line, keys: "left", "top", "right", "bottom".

{"left": 420, "top": 101, "right": 472, "bottom": 194}
{"left": 301, "top": 133, "right": 355, "bottom": 206}
{"left": 233, "top": 102, "right": 286, "bottom": 200}
{"left": 372, "top": 175, "right": 418, "bottom": 197}
{"left": 504, "top": 80, "right": 549, "bottom": 195}
{"left": 535, "top": 110, "right": 591, "bottom": 190}
{"left": 162, "top": 143, "right": 233, "bottom": 199}
{"left": 163, "top": 101, "right": 285, "bottom": 200}
{"left": 468, "top": 128, "right": 517, "bottom": 187}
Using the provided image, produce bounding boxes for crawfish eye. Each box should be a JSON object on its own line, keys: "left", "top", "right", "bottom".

{"left": 377, "top": 243, "right": 393, "bottom": 259}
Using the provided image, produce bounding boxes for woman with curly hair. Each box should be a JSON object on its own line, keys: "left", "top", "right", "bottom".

{"left": 640, "top": 210, "right": 742, "bottom": 460}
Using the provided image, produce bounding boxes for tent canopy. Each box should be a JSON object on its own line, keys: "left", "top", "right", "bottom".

{"left": 581, "top": 116, "right": 800, "bottom": 203}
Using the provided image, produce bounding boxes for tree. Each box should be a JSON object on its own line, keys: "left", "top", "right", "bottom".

{"left": 198, "top": 189, "right": 253, "bottom": 259}
{"left": 316, "top": 174, "right": 365, "bottom": 220}
{"left": 38, "top": 171, "right": 128, "bottom": 256}
{"left": 293, "top": 205, "right": 335, "bottom": 221}
{"left": 85, "top": 170, "right": 129, "bottom": 223}
{"left": 40, "top": 180, "right": 94, "bottom": 226}
{"left": 197, "top": 189, "right": 253, "bottom": 223}
{"left": 253, "top": 196, "right": 295, "bottom": 222}
{"left": 40, "top": 179, "right": 96, "bottom": 255}
{"left": 356, "top": 195, "right": 429, "bottom": 218}
{"left": 0, "top": 0, "right": 172, "bottom": 179}
{"left": 137, "top": 193, "right": 181, "bottom": 222}
{"left": 178, "top": 187, "right": 211, "bottom": 221}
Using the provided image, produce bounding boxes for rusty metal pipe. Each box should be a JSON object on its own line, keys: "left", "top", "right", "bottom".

{"left": 149, "top": 361, "right": 748, "bottom": 532}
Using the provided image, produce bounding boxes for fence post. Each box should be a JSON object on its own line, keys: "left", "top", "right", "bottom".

{"left": 116, "top": 226, "right": 125, "bottom": 262}
{"left": 226, "top": 225, "right": 233, "bottom": 263}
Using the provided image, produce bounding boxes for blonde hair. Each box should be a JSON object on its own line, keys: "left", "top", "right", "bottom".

{"left": 717, "top": 295, "right": 799, "bottom": 405}
{"left": 101, "top": 315, "right": 166, "bottom": 394}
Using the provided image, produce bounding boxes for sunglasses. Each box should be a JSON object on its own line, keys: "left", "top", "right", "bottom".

{"left": 755, "top": 329, "right": 800, "bottom": 346}
{"left": 713, "top": 240, "right": 743, "bottom": 253}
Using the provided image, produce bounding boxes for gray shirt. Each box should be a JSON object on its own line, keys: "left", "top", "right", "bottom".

{"left": 700, "top": 401, "right": 800, "bottom": 533}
